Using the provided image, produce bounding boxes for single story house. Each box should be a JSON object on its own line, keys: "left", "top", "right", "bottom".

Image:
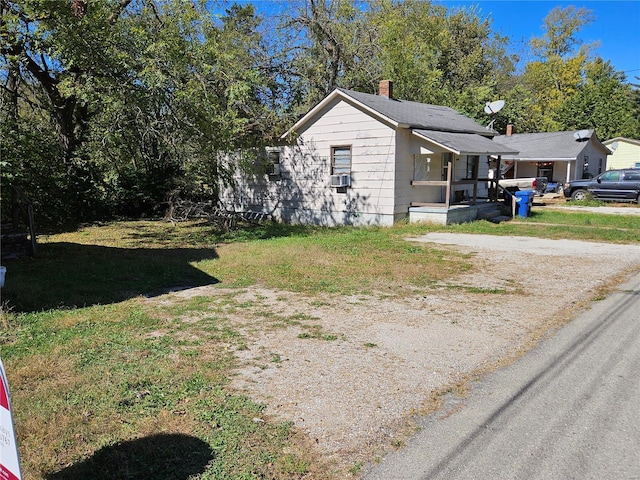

{"left": 603, "top": 137, "right": 640, "bottom": 170}
{"left": 492, "top": 128, "right": 611, "bottom": 184}
{"left": 223, "top": 81, "right": 517, "bottom": 226}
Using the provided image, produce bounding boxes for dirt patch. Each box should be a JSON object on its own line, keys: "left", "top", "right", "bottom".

{"left": 157, "top": 234, "right": 640, "bottom": 477}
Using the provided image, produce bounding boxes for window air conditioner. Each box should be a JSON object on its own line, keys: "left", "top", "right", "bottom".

{"left": 330, "top": 174, "right": 351, "bottom": 187}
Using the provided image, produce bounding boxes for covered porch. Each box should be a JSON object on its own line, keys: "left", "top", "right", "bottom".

{"left": 406, "top": 129, "right": 518, "bottom": 224}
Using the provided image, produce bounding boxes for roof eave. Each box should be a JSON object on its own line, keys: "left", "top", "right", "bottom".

{"left": 586, "top": 130, "right": 612, "bottom": 155}
{"left": 605, "top": 137, "right": 640, "bottom": 147}
{"left": 412, "top": 130, "right": 460, "bottom": 154}
{"left": 412, "top": 130, "right": 518, "bottom": 156}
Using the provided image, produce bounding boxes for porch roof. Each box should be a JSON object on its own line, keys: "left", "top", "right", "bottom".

{"left": 412, "top": 129, "right": 519, "bottom": 156}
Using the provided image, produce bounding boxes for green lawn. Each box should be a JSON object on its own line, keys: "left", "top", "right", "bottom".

{"left": 1, "top": 211, "right": 638, "bottom": 479}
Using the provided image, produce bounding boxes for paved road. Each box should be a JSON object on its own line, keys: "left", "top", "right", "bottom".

{"left": 364, "top": 271, "right": 640, "bottom": 480}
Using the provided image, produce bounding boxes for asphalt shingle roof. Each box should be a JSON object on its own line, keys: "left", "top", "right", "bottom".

{"left": 338, "top": 88, "right": 494, "bottom": 136}
{"left": 413, "top": 129, "right": 518, "bottom": 155}
{"left": 493, "top": 130, "right": 597, "bottom": 160}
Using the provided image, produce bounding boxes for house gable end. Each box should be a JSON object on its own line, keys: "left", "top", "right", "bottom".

{"left": 282, "top": 89, "right": 400, "bottom": 140}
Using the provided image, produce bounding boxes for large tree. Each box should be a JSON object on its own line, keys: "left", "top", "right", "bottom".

{"left": 286, "top": 0, "right": 513, "bottom": 116}
{"left": 558, "top": 59, "right": 640, "bottom": 139}
{"left": 1, "top": 0, "right": 283, "bottom": 223}
{"left": 518, "top": 6, "right": 593, "bottom": 131}
{"left": 1, "top": 0, "right": 135, "bottom": 162}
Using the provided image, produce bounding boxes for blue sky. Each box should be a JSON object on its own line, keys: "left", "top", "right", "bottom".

{"left": 436, "top": 0, "right": 640, "bottom": 80}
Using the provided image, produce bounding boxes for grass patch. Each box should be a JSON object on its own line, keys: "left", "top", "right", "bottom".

{"left": 2, "top": 302, "right": 312, "bottom": 479}
{"left": 198, "top": 224, "right": 474, "bottom": 295}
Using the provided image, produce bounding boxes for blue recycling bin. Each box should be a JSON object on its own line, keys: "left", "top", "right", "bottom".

{"left": 514, "top": 190, "right": 534, "bottom": 218}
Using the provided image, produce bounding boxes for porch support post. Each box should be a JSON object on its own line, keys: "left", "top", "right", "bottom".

{"left": 494, "top": 155, "right": 502, "bottom": 202}
{"left": 472, "top": 157, "right": 479, "bottom": 205}
{"left": 445, "top": 160, "right": 452, "bottom": 207}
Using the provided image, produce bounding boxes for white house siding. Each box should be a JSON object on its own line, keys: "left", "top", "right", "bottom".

{"left": 605, "top": 139, "right": 640, "bottom": 170}
{"left": 394, "top": 128, "right": 419, "bottom": 216}
{"left": 223, "top": 98, "right": 399, "bottom": 226}
{"left": 509, "top": 161, "right": 537, "bottom": 178}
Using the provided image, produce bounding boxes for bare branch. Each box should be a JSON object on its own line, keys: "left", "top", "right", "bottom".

{"left": 107, "top": 0, "right": 134, "bottom": 25}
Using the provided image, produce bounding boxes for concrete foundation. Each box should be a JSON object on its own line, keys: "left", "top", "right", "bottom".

{"left": 409, "top": 202, "right": 504, "bottom": 225}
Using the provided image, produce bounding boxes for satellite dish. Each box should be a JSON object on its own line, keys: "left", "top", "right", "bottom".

{"left": 573, "top": 129, "right": 591, "bottom": 141}
{"left": 610, "top": 141, "right": 619, "bottom": 152}
{"left": 484, "top": 100, "right": 505, "bottom": 115}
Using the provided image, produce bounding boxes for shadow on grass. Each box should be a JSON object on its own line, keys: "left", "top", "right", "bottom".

{"left": 1, "top": 242, "right": 219, "bottom": 313}
{"left": 44, "top": 433, "right": 214, "bottom": 480}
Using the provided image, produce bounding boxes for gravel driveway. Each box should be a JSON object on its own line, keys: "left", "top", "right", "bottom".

{"left": 169, "top": 233, "right": 640, "bottom": 478}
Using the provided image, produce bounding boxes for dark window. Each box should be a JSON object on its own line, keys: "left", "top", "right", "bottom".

{"left": 623, "top": 171, "right": 640, "bottom": 181}
{"left": 442, "top": 153, "right": 453, "bottom": 181}
{"left": 265, "top": 149, "right": 280, "bottom": 177}
{"left": 466, "top": 155, "right": 479, "bottom": 179}
{"left": 331, "top": 146, "right": 351, "bottom": 175}
{"left": 582, "top": 156, "right": 589, "bottom": 177}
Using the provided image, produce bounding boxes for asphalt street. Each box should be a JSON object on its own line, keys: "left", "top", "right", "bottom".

{"left": 364, "top": 270, "right": 640, "bottom": 480}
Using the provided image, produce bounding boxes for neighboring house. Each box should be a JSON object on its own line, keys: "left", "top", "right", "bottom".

{"left": 223, "top": 81, "right": 516, "bottom": 226}
{"left": 603, "top": 137, "right": 640, "bottom": 170}
{"left": 493, "top": 128, "right": 611, "bottom": 184}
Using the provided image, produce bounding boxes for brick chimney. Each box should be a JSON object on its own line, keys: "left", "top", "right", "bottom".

{"left": 506, "top": 124, "right": 514, "bottom": 136}
{"left": 379, "top": 80, "right": 393, "bottom": 99}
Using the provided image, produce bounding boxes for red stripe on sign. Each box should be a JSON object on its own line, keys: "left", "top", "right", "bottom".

{"left": 0, "top": 463, "right": 20, "bottom": 480}
{"left": 0, "top": 377, "right": 9, "bottom": 410}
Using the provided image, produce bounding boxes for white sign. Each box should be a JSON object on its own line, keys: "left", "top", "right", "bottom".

{"left": 0, "top": 357, "right": 22, "bottom": 480}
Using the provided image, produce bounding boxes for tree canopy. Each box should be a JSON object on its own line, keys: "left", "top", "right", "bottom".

{"left": 2, "top": 0, "right": 639, "bottom": 227}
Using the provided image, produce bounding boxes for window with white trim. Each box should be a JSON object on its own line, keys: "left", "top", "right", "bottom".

{"left": 331, "top": 146, "right": 351, "bottom": 175}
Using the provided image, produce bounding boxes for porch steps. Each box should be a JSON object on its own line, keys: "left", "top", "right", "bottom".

{"left": 477, "top": 205, "right": 511, "bottom": 224}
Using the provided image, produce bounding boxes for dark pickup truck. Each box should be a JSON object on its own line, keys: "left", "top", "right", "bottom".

{"left": 564, "top": 168, "right": 640, "bottom": 203}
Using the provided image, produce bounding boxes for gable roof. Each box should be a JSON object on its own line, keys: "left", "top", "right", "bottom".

{"left": 283, "top": 88, "right": 496, "bottom": 138}
{"left": 493, "top": 130, "right": 611, "bottom": 161}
